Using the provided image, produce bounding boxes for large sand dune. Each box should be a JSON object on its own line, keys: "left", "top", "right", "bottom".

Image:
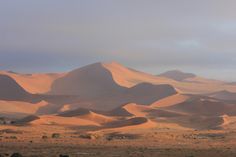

{"left": 49, "top": 63, "right": 177, "bottom": 111}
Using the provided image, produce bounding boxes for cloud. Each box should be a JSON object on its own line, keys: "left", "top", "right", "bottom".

{"left": 0, "top": 0, "right": 236, "bottom": 80}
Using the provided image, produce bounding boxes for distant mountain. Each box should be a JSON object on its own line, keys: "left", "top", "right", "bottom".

{"left": 158, "top": 70, "right": 196, "bottom": 81}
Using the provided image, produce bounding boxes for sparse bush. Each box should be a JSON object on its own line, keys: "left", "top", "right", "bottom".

{"left": 52, "top": 133, "right": 60, "bottom": 138}
{"left": 79, "top": 134, "right": 98, "bottom": 140}
{"left": 59, "top": 154, "right": 69, "bottom": 157}
{"left": 11, "top": 153, "right": 23, "bottom": 157}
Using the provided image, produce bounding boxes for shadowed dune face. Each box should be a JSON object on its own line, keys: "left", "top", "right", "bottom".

{"left": 127, "top": 83, "right": 177, "bottom": 105}
{"left": 58, "top": 108, "right": 91, "bottom": 117}
{"left": 12, "top": 115, "right": 40, "bottom": 125}
{"left": 160, "top": 115, "right": 226, "bottom": 130}
{"left": 54, "top": 82, "right": 177, "bottom": 112}
{"left": 50, "top": 63, "right": 126, "bottom": 97}
{"left": 208, "top": 90, "right": 236, "bottom": 101}
{"left": 164, "top": 97, "right": 236, "bottom": 116}
{"left": 0, "top": 74, "right": 30, "bottom": 101}
{"left": 105, "top": 117, "right": 148, "bottom": 128}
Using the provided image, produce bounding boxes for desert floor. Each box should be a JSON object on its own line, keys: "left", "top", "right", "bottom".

{"left": 0, "top": 124, "right": 236, "bottom": 157}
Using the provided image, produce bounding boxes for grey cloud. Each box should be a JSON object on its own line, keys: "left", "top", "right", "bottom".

{"left": 0, "top": 0, "right": 236, "bottom": 80}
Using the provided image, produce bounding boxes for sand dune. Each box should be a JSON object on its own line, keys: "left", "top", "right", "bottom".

{"left": 12, "top": 115, "right": 40, "bottom": 125}
{"left": 29, "top": 115, "right": 100, "bottom": 126}
{"left": 163, "top": 96, "right": 236, "bottom": 116}
{"left": 105, "top": 117, "right": 148, "bottom": 128}
{"left": 105, "top": 62, "right": 236, "bottom": 94}
{"left": 104, "top": 106, "right": 134, "bottom": 117}
{"left": 66, "top": 83, "right": 176, "bottom": 111}
{"left": 50, "top": 62, "right": 180, "bottom": 96}
{"left": 77, "top": 111, "right": 115, "bottom": 124}
{"left": 119, "top": 96, "right": 236, "bottom": 130}
{"left": 102, "top": 62, "right": 175, "bottom": 88}
{"left": 102, "top": 63, "right": 235, "bottom": 93}
{"left": 58, "top": 108, "right": 91, "bottom": 117}
{"left": 58, "top": 108, "right": 115, "bottom": 124}
{"left": 122, "top": 103, "right": 152, "bottom": 117}
{"left": 121, "top": 103, "right": 186, "bottom": 118}
{"left": 0, "top": 100, "right": 48, "bottom": 118}
{"left": 208, "top": 90, "right": 236, "bottom": 101}
{"left": 50, "top": 62, "right": 125, "bottom": 97}
{"left": 49, "top": 63, "right": 177, "bottom": 111}
{"left": 161, "top": 115, "right": 225, "bottom": 130}
{"left": 126, "top": 83, "right": 177, "bottom": 105}
{"left": 151, "top": 94, "right": 190, "bottom": 108}
{"left": 0, "top": 74, "right": 31, "bottom": 101}
{"left": 96, "top": 118, "right": 157, "bottom": 133}
{"left": 0, "top": 71, "right": 64, "bottom": 94}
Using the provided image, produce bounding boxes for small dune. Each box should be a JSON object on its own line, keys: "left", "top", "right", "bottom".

{"left": 122, "top": 103, "right": 152, "bottom": 117}
{"left": 0, "top": 71, "right": 65, "bottom": 94}
{"left": 0, "top": 100, "right": 48, "bottom": 118}
{"left": 58, "top": 108, "right": 91, "bottom": 117}
{"left": 78, "top": 112, "right": 115, "bottom": 124}
{"left": 105, "top": 117, "right": 148, "bottom": 128}
{"left": 164, "top": 96, "right": 236, "bottom": 116}
{"left": 208, "top": 90, "right": 236, "bottom": 101}
{"left": 58, "top": 108, "right": 114, "bottom": 124}
{"left": 12, "top": 115, "right": 40, "bottom": 125}
{"left": 164, "top": 115, "right": 226, "bottom": 130}
{"left": 29, "top": 115, "right": 100, "bottom": 126}
{"left": 151, "top": 94, "right": 190, "bottom": 108}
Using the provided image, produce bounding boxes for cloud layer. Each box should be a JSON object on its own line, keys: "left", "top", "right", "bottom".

{"left": 0, "top": 0, "right": 236, "bottom": 80}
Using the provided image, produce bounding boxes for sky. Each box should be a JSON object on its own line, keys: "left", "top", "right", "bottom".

{"left": 0, "top": 0, "right": 236, "bottom": 81}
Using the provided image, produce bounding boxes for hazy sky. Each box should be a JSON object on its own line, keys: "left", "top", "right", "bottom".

{"left": 1, "top": 0, "right": 236, "bottom": 81}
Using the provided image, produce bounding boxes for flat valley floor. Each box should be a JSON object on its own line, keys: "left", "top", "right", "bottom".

{"left": 0, "top": 124, "right": 236, "bottom": 157}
